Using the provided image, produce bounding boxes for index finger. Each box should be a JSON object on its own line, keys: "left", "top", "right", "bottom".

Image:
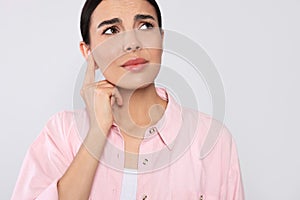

{"left": 83, "top": 54, "right": 96, "bottom": 86}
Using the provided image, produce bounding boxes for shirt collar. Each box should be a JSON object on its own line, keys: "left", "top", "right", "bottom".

{"left": 142, "top": 87, "right": 183, "bottom": 150}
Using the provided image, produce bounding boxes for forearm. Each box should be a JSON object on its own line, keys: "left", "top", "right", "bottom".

{"left": 57, "top": 129, "right": 108, "bottom": 200}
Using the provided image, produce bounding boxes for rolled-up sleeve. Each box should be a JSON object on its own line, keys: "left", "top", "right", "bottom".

{"left": 36, "top": 179, "right": 59, "bottom": 200}
{"left": 11, "top": 111, "right": 75, "bottom": 200}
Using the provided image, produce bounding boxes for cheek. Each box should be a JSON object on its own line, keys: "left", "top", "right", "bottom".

{"left": 137, "top": 30, "right": 163, "bottom": 51}
{"left": 92, "top": 46, "right": 119, "bottom": 73}
{"left": 102, "top": 65, "right": 124, "bottom": 83}
{"left": 151, "top": 49, "right": 163, "bottom": 63}
{"left": 91, "top": 35, "right": 124, "bottom": 72}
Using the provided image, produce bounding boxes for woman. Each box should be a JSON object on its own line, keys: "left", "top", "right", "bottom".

{"left": 12, "top": 0, "right": 244, "bottom": 199}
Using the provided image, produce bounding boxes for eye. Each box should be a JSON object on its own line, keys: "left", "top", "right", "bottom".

{"left": 102, "top": 26, "right": 119, "bottom": 35}
{"left": 139, "top": 22, "right": 154, "bottom": 30}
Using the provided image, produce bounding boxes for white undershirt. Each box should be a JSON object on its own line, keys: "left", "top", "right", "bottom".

{"left": 120, "top": 168, "right": 138, "bottom": 200}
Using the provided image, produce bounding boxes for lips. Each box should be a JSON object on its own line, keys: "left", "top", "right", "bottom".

{"left": 121, "top": 58, "right": 149, "bottom": 72}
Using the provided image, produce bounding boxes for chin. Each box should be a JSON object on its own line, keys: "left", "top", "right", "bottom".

{"left": 106, "top": 66, "right": 160, "bottom": 90}
{"left": 115, "top": 80, "right": 155, "bottom": 90}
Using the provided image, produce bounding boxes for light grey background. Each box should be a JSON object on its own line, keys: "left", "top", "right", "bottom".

{"left": 1, "top": 0, "right": 299, "bottom": 199}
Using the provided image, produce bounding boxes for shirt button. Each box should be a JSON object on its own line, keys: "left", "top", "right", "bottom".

{"left": 149, "top": 127, "right": 156, "bottom": 134}
{"left": 200, "top": 194, "right": 203, "bottom": 200}
{"left": 142, "top": 158, "right": 149, "bottom": 165}
{"left": 142, "top": 194, "right": 148, "bottom": 200}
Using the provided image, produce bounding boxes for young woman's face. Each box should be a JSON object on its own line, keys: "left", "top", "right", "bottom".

{"left": 88, "top": 0, "right": 163, "bottom": 89}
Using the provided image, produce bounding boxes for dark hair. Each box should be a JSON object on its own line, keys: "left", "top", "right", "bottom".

{"left": 80, "top": 0, "right": 162, "bottom": 45}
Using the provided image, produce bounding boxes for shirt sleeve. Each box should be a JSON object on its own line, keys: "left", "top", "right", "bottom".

{"left": 225, "top": 137, "right": 245, "bottom": 200}
{"left": 11, "top": 111, "right": 76, "bottom": 200}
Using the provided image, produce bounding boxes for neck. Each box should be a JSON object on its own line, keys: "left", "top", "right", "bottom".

{"left": 112, "top": 84, "right": 167, "bottom": 139}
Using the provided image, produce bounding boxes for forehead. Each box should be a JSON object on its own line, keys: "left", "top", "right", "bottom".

{"left": 91, "top": 0, "right": 158, "bottom": 24}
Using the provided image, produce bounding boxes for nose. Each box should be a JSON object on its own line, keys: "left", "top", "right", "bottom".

{"left": 123, "top": 30, "right": 142, "bottom": 52}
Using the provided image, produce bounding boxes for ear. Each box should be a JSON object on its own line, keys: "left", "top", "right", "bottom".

{"left": 79, "top": 41, "right": 99, "bottom": 69}
{"left": 160, "top": 28, "right": 165, "bottom": 39}
{"left": 79, "top": 41, "right": 90, "bottom": 60}
{"left": 160, "top": 28, "right": 165, "bottom": 48}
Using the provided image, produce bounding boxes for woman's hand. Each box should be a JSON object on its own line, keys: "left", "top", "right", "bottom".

{"left": 80, "top": 54, "right": 123, "bottom": 135}
{"left": 57, "top": 55, "right": 122, "bottom": 199}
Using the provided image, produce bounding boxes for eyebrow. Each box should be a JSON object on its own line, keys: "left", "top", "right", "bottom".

{"left": 97, "top": 14, "right": 156, "bottom": 30}
{"left": 97, "top": 18, "right": 122, "bottom": 29}
{"left": 134, "top": 14, "right": 155, "bottom": 21}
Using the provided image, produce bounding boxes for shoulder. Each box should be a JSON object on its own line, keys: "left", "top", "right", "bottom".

{"left": 181, "top": 106, "right": 234, "bottom": 159}
{"left": 31, "top": 109, "right": 88, "bottom": 150}
{"left": 40, "top": 109, "right": 77, "bottom": 135}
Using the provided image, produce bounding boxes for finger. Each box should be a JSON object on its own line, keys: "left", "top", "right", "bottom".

{"left": 96, "top": 83, "right": 115, "bottom": 90}
{"left": 83, "top": 54, "right": 96, "bottom": 86}
{"left": 110, "top": 95, "right": 116, "bottom": 107}
{"left": 96, "top": 80, "right": 116, "bottom": 87}
{"left": 92, "top": 80, "right": 114, "bottom": 88}
{"left": 90, "top": 80, "right": 116, "bottom": 90}
{"left": 92, "top": 86, "right": 120, "bottom": 106}
{"left": 85, "top": 80, "right": 113, "bottom": 89}
{"left": 95, "top": 81, "right": 114, "bottom": 87}
{"left": 112, "top": 87, "right": 123, "bottom": 106}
